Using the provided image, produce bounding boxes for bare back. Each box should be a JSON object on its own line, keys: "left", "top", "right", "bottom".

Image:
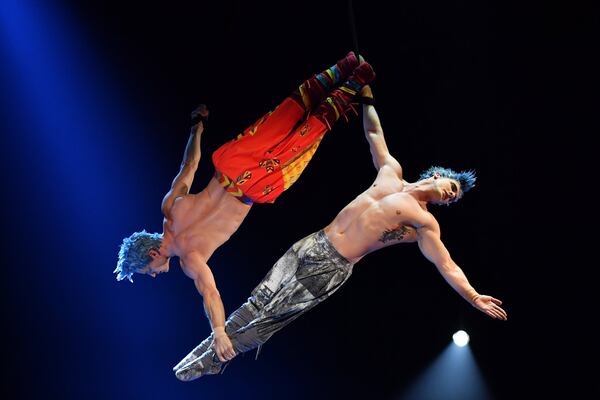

{"left": 165, "top": 177, "right": 252, "bottom": 265}
{"left": 325, "top": 165, "right": 430, "bottom": 262}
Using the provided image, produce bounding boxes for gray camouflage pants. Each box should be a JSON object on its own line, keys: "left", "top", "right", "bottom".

{"left": 174, "top": 230, "right": 354, "bottom": 380}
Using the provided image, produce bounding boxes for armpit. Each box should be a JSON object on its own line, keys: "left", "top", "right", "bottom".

{"left": 379, "top": 224, "right": 417, "bottom": 243}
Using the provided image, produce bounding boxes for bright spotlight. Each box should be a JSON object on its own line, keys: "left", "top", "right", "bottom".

{"left": 452, "top": 330, "right": 470, "bottom": 347}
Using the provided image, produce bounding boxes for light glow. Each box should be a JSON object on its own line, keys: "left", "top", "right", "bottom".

{"left": 453, "top": 330, "right": 470, "bottom": 347}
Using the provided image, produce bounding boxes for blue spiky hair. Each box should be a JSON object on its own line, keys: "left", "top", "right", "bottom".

{"left": 419, "top": 166, "right": 476, "bottom": 198}
{"left": 114, "top": 230, "right": 163, "bottom": 282}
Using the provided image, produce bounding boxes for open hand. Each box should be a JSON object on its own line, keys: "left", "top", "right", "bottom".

{"left": 473, "top": 295, "right": 508, "bottom": 320}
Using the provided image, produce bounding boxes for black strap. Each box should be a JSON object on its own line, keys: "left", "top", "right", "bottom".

{"left": 356, "top": 96, "right": 376, "bottom": 106}
{"left": 348, "top": 0, "right": 360, "bottom": 58}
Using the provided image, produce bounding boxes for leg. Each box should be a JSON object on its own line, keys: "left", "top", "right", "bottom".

{"left": 290, "top": 51, "right": 359, "bottom": 111}
{"left": 233, "top": 62, "right": 377, "bottom": 202}
{"left": 214, "top": 52, "right": 359, "bottom": 152}
{"left": 268, "top": 62, "right": 376, "bottom": 159}
{"left": 311, "top": 61, "right": 376, "bottom": 129}
{"left": 174, "top": 232, "right": 355, "bottom": 381}
{"left": 174, "top": 246, "right": 300, "bottom": 379}
{"left": 175, "top": 275, "right": 315, "bottom": 381}
{"left": 211, "top": 60, "right": 373, "bottom": 205}
{"left": 172, "top": 301, "right": 260, "bottom": 371}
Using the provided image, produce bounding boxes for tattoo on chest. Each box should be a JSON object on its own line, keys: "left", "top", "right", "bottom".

{"left": 379, "top": 225, "right": 412, "bottom": 243}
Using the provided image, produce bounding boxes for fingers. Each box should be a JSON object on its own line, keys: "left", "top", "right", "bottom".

{"left": 491, "top": 301, "right": 507, "bottom": 320}
{"left": 216, "top": 350, "right": 227, "bottom": 363}
{"left": 487, "top": 309, "right": 502, "bottom": 320}
{"left": 215, "top": 345, "right": 236, "bottom": 362}
{"left": 192, "top": 104, "right": 206, "bottom": 113}
{"left": 226, "top": 347, "right": 236, "bottom": 360}
{"left": 487, "top": 304, "right": 508, "bottom": 321}
{"left": 497, "top": 307, "right": 508, "bottom": 320}
{"left": 191, "top": 104, "right": 209, "bottom": 118}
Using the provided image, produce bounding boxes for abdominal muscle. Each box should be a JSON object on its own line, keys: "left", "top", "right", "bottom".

{"left": 325, "top": 192, "right": 418, "bottom": 263}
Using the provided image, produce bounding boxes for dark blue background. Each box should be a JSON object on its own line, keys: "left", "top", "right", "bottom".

{"left": 1, "top": 0, "right": 586, "bottom": 398}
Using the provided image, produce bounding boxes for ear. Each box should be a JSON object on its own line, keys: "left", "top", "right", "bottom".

{"left": 148, "top": 249, "right": 160, "bottom": 259}
{"left": 432, "top": 172, "right": 441, "bottom": 179}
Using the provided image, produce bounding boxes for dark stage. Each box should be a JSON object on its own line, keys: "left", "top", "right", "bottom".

{"left": 1, "top": 0, "right": 587, "bottom": 399}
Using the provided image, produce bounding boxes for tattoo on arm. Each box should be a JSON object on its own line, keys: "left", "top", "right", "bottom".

{"left": 379, "top": 225, "right": 413, "bottom": 243}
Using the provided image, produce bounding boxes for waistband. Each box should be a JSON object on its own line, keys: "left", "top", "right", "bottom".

{"left": 214, "top": 170, "right": 254, "bottom": 205}
{"left": 313, "top": 230, "right": 353, "bottom": 269}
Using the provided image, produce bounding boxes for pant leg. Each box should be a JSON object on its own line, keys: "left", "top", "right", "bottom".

{"left": 212, "top": 52, "right": 357, "bottom": 160}
{"left": 231, "top": 114, "right": 328, "bottom": 203}
{"left": 175, "top": 232, "right": 354, "bottom": 381}
{"left": 229, "top": 232, "right": 355, "bottom": 352}
{"left": 290, "top": 51, "right": 359, "bottom": 111}
{"left": 311, "top": 62, "right": 376, "bottom": 129}
{"left": 211, "top": 54, "right": 362, "bottom": 204}
{"left": 174, "top": 245, "right": 300, "bottom": 380}
{"left": 235, "top": 64, "right": 376, "bottom": 202}
{"left": 175, "top": 282, "right": 310, "bottom": 382}
{"left": 172, "top": 301, "right": 260, "bottom": 371}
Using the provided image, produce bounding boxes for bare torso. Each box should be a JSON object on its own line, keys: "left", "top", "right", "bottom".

{"left": 325, "top": 165, "right": 430, "bottom": 263}
{"left": 164, "top": 177, "right": 252, "bottom": 268}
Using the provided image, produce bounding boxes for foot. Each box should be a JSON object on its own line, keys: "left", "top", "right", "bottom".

{"left": 172, "top": 333, "right": 214, "bottom": 372}
{"left": 175, "top": 349, "right": 224, "bottom": 382}
{"left": 347, "top": 62, "right": 376, "bottom": 87}
{"left": 335, "top": 51, "right": 360, "bottom": 81}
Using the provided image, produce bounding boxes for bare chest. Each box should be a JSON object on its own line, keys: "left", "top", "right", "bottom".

{"left": 359, "top": 194, "right": 420, "bottom": 240}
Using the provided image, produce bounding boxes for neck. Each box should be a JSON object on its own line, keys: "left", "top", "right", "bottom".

{"left": 404, "top": 182, "right": 431, "bottom": 209}
{"left": 159, "top": 231, "right": 175, "bottom": 257}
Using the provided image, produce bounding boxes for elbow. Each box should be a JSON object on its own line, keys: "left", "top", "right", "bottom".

{"left": 365, "top": 129, "right": 383, "bottom": 138}
{"left": 202, "top": 288, "right": 221, "bottom": 301}
{"left": 195, "top": 280, "right": 220, "bottom": 300}
{"left": 181, "top": 160, "right": 199, "bottom": 169}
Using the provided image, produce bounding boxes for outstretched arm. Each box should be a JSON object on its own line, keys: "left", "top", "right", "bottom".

{"left": 360, "top": 85, "right": 403, "bottom": 177}
{"left": 180, "top": 251, "right": 236, "bottom": 362}
{"left": 161, "top": 105, "right": 209, "bottom": 217}
{"left": 416, "top": 219, "right": 508, "bottom": 320}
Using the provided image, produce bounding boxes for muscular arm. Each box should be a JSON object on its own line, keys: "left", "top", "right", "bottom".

{"left": 161, "top": 105, "right": 208, "bottom": 217}
{"left": 360, "top": 85, "right": 402, "bottom": 177}
{"left": 417, "top": 219, "right": 508, "bottom": 320}
{"left": 180, "top": 251, "right": 236, "bottom": 361}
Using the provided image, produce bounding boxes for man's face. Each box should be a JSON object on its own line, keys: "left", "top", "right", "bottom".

{"left": 431, "top": 175, "right": 462, "bottom": 205}
{"left": 138, "top": 250, "right": 170, "bottom": 278}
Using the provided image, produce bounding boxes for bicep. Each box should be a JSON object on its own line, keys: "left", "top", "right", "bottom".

{"left": 182, "top": 254, "right": 218, "bottom": 296}
{"left": 417, "top": 226, "right": 451, "bottom": 267}
{"left": 194, "top": 267, "right": 218, "bottom": 297}
{"left": 172, "top": 162, "right": 197, "bottom": 191}
{"left": 383, "top": 155, "right": 402, "bottom": 179}
{"left": 366, "top": 131, "right": 402, "bottom": 178}
{"left": 161, "top": 163, "right": 196, "bottom": 214}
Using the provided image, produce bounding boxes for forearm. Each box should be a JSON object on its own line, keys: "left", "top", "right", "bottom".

{"left": 363, "top": 107, "right": 401, "bottom": 173}
{"left": 181, "top": 125, "right": 203, "bottom": 166}
{"left": 438, "top": 263, "right": 479, "bottom": 305}
{"left": 200, "top": 286, "right": 237, "bottom": 362}
{"left": 362, "top": 104, "right": 388, "bottom": 170}
{"left": 201, "top": 290, "right": 227, "bottom": 333}
{"left": 360, "top": 85, "right": 402, "bottom": 173}
{"left": 361, "top": 86, "right": 382, "bottom": 134}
